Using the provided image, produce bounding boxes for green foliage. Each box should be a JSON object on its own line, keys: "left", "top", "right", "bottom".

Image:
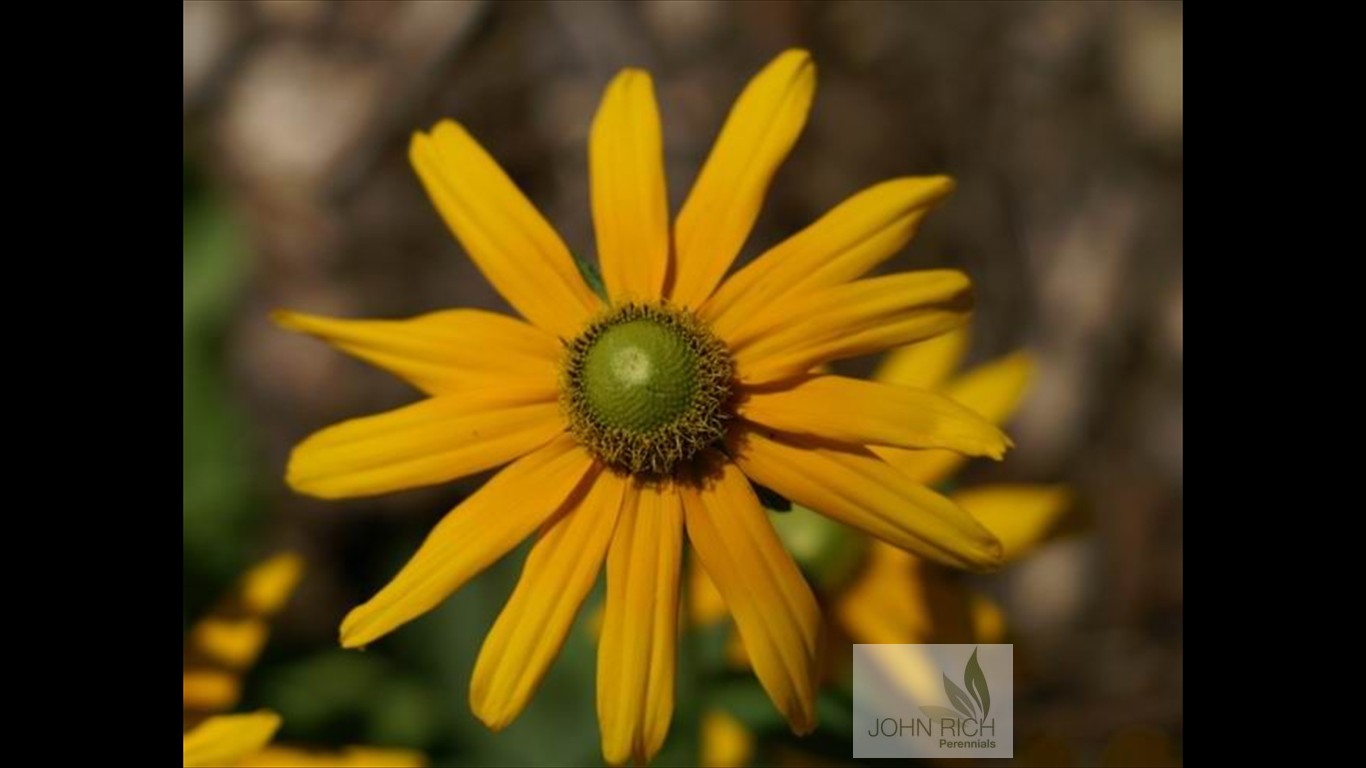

{"left": 258, "top": 650, "right": 442, "bottom": 748}
{"left": 769, "top": 504, "right": 869, "bottom": 592}
{"left": 183, "top": 169, "right": 258, "bottom": 595}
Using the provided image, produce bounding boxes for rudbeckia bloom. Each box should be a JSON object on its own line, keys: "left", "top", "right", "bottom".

{"left": 182, "top": 554, "right": 426, "bottom": 768}
{"left": 690, "top": 331, "right": 1071, "bottom": 767}
{"left": 278, "top": 49, "right": 1010, "bottom": 765}
{"left": 833, "top": 331, "right": 1072, "bottom": 647}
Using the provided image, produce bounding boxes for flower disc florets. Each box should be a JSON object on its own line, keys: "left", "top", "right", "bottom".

{"left": 561, "top": 302, "right": 733, "bottom": 476}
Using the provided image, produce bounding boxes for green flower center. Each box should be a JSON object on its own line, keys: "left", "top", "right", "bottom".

{"left": 562, "top": 303, "right": 733, "bottom": 476}
{"left": 582, "top": 320, "right": 698, "bottom": 430}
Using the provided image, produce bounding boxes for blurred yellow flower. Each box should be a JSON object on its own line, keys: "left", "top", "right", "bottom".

{"left": 701, "top": 710, "right": 756, "bottom": 768}
{"left": 278, "top": 48, "right": 1008, "bottom": 765}
{"left": 838, "top": 329, "right": 1070, "bottom": 648}
{"left": 183, "top": 711, "right": 281, "bottom": 768}
{"left": 694, "top": 330, "right": 1071, "bottom": 766}
{"left": 182, "top": 554, "right": 426, "bottom": 768}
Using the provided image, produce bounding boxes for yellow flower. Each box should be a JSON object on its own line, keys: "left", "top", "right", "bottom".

{"left": 693, "top": 330, "right": 1071, "bottom": 766}
{"left": 701, "top": 710, "right": 756, "bottom": 768}
{"left": 837, "top": 329, "right": 1071, "bottom": 647}
{"left": 277, "top": 49, "right": 1009, "bottom": 765}
{"left": 183, "top": 712, "right": 282, "bottom": 768}
{"left": 182, "top": 554, "right": 426, "bottom": 768}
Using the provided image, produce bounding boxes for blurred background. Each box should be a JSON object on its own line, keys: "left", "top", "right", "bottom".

{"left": 183, "top": 1, "right": 1182, "bottom": 766}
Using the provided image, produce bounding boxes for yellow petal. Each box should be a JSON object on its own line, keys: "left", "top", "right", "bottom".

{"left": 591, "top": 69, "right": 670, "bottom": 302}
{"left": 700, "top": 710, "right": 755, "bottom": 768}
{"left": 682, "top": 457, "right": 821, "bottom": 734}
{"left": 287, "top": 394, "right": 563, "bottom": 499}
{"left": 597, "top": 482, "right": 684, "bottom": 766}
{"left": 238, "top": 553, "right": 305, "bottom": 614}
{"left": 688, "top": 560, "right": 729, "bottom": 628}
{"left": 183, "top": 671, "right": 240, "bottom": 712}
{"left": 873, "top": 350, "right": 1035, "bottom": 485}
{"left": 730, "top": 271, "right": 973, "bottom": 384}
{"left": 833, "top": 542, "right": 976, "bottom": 644}
{"left": 872, "top": 445, "right": 966, "bottom": 489}
{"left": 856, "top": 642, "right": 958, "bottom": 708}
{"left": 187, "top": 620, "right": 267, "bottom": 672}
{"left": 184, "top": 554, "right": 303, "bottom": 721}
{"left": 738, "top": 375, "right": 1010, "bottom": 458}
{"left": 410, "top": 120, "right": 601, "bottom": 337}
{"left": 873, "top": 326, "right": 971, "bottom": 390}
{"left": 952, "top": 484, "right": 1072, "bottom": 563}
{"left": 471, "top": 471, "right": 628, "bottom": 730}
{"left": 943, "top": 350, "right": 1036, "bottom": 426}
{"left": 239, "top": 746, "right": 428, "bottom": 768}
{"left": 340, "top": 436, "right": 596, "bottom": 648}
{"left": 183, "top": 711, "right": 281, "bottom": 768}
{"left": 671, "top": 49, "right": 816, "bottom": 307}
{"left": 969, "top": 592, "right": 1007, "bottom": 644}
{"left": 832, "top": 542, "right": 931, "bottom": 644}
{"left": 272, "top": 309, "right": 560, "bottom": 397}
{"left": 730, "top": 428, "right": 1001, "bottom": 571}
{"left": 704, "top": 176, "right": 955, "bottom": 337}
{"left": 186, "top": 553, "right": 301, "bottom": 670}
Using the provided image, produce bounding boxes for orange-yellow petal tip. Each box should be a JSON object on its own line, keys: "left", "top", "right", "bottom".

{"left": 932, "top": 174, "right": 957, "bottom": 195}
{"left": 955, "top": 483, "right": 1074, "bottom": 563}
{"left": 886, "top": 174, "right": 956, "bottom": 204}
{"left": 470, "top": 701, "right": 512, "bottom": 734}
{"left": 979, "top": 536, "right": 1006, "bottom": 572}
{"left": 338, "top": 609, "right": 371, "bottom": 650}
{"left": 786, "top": 696, "right": 819, "bottom": 736}
{"left": 953, "top": 523, "right": 1006, "bottom": 574}
{"left": 241, "top": 552, "right": 305, "bottom": 613}
{"left": 408, "top": 120, "right": 463, "bottom": 161}
{"left": 786, "top": 50, "right": 815, "bottom": 84}
{"left": 997, "top": 350, "right": 1037, "bottom": 382}
{"left": 988, "top": 428, "right": 1015, "bottom": 460}
{"left": 268, "top": 309, "right": 336, "bottom": 338}
{"left": 418, "top": 117, "right": 463, "bottom": 139}
{"left": 269, "top": 309, "right": 301, "bottom": 330}
{"left": 793, "top": 716, "right": 818, "bottom": 737}
{"left": 183, "top": 711, "right": 283, "bottom": 768}
{"left": 339, "top": 600, "right": 402, "bottom": 650}
{"left": 283, "top": 447, "right": 325, "bottom": 499}
{"left": 763, "top": 48, "right": 815, "bottom": 86}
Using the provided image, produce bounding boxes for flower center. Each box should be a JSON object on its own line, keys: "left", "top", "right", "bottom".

{"left": 562, "top": 302, "right": 733, "bottom": 476}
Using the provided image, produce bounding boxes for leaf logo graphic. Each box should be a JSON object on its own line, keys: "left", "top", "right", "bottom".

{"left": 921, "top": 647, "right": 991, "bottom": 722}
{"left": 943, "top": 673, "right": 976, "bottom": 719}
{"left": 964, "top": 648, "right": 990, "bottom": 720}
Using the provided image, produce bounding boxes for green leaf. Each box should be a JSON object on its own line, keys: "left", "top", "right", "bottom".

{"left": 572, "top": 250, "right": 608, "bottom": 302}
{"left": 183, "top": 183, "right": 259, "bottom": 585}
{"left": 942, "top": 674, "right": 977, "bottom": 720}
{"left": 711, "top": 680, "right": 790, "bottom": 734}
{"left": 768, "top": 503, "right": 869, "bottom": 592}
{"left": 815, "top": 687, "right": 854, "bottom": 736}
{"left": 963, "top": 647, "right": 990, "bottom": 720}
